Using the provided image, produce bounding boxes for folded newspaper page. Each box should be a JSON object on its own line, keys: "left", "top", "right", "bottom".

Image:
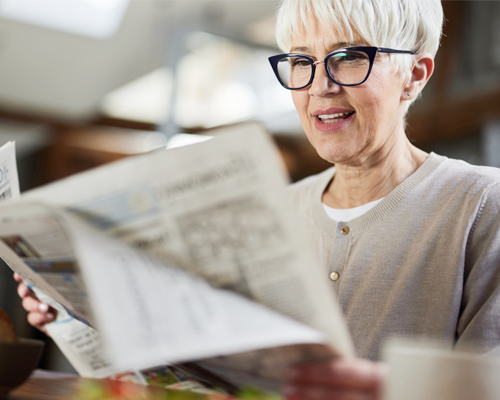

{"left": 0, "top": 123, "right": 353, "bottom": 387}
{"left": 0, "top": 141, "right": 20, "bottom": 200}
{"left": 0, "top": 141, "right": 119, "bottom": 378}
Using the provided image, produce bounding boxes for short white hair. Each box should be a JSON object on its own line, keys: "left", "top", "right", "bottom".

{"left": 275, "top": 0, "right": 443, "bottom": 75}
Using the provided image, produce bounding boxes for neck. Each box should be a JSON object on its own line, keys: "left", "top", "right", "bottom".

{"left": 322, "top": 134, "right": 428, "bottom": 209}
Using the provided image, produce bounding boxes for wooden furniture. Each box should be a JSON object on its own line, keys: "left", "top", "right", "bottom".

{"left": 406, "top": 1, "right": 500, "bottom": 147}
{"left": 9, "top": 375, "right": 83, "bottom": 400}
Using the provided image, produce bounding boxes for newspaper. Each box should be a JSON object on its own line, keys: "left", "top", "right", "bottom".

{"left": 0, "top": 141, "right": 122, "bottom": 378}
{"left": 0, "top": 141, "right": 20, "bottom": 200}
{"left": 0, "top": 123, "right": 353, "bottom": 388}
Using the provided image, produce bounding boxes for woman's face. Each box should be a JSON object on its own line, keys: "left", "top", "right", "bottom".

{"left": 290, "top": 23, "right": 409, "bottom": 166}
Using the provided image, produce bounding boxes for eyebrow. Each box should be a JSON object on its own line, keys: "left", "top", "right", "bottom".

{"left": 290, "top": 42, "right": 362, "bottom": 54}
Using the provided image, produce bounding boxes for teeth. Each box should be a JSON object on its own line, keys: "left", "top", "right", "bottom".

{"left": 318, "top": 112, "right": 352, "bottom": 120}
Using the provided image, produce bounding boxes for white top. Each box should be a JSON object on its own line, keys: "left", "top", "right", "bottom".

{"left": 322, "top": 198, "right": 383, "bottom": 222}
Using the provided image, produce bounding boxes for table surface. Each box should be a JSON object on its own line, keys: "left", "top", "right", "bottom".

{"left": 8, "top": 375, "right": 82, "bottom": 400}
{"left": 8, "top": 369, "right": 234, "bottom": 400}
{"left": 8, "top": 370, "right": 168, "bottom": 400}
{"left": 7, "top": 370, "right": 183, "bottom": 400}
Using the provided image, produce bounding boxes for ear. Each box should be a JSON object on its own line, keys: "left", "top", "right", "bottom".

{"left": 401, "top": 52, "right": 434, "bottom": 101}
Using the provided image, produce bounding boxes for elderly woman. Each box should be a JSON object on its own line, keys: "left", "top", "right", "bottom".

{"left": 267, "top": 0, "right": 500, "bottom": 398}
{"left": 15, "top": 0, "right": 500, "bottom": 398}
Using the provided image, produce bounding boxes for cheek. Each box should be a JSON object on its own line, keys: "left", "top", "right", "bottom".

{"left": 291, "top": 91, "right": 308, "bottom": 118}
{"left": 356, "top": 77, "right": 401, "bottom": 122}
{"left": 370, "top": 70, "right": 405, "bottom": 110}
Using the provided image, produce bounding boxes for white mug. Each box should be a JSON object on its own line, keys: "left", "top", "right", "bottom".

{"left": 384, "top": 341, "right": 500, "bottom": 400}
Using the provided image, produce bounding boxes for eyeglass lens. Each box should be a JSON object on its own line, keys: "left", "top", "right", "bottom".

{"left": 276, "top": 50, "right": 371, "bottom": 89}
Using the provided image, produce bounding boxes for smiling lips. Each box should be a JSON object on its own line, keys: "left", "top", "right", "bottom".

{"left": 313, "top": 109, "right": 355, "bottom": 132}
{"left": 317, "top": 111, "right": 354, "bottom": 123}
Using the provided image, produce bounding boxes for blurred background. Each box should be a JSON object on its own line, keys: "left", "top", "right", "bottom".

{"left": 0, "top": 0, "right": 499, "bottom": 373}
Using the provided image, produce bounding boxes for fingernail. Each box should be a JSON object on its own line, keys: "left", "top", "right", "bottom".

{"left": 38, "top": 303, "right": 49, "bottom": 313}
{"left": 46, "top": 313, "right": 55, "bottom": 320}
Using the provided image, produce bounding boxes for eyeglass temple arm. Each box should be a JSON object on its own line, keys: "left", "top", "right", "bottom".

{"left": 377, "top": 47, "right": 417, "bottom": 55}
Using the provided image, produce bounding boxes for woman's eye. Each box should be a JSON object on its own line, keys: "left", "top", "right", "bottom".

{"left": 291, "top": 59, "right": 310, "bottom": 67}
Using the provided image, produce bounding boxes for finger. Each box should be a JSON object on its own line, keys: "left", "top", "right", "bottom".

{"left": 13, "top": 273, "right": 22, "bottom": 282}
{"left": 17, "top": 282, "right": 34, "bottom": 299}
{"left": 27, "top": 311, "right": 55, "bottom": 332}
{"left": 27, "top": 311, "right": 56, "bottom": 326}
{"left": 287, "top": 359, "right": 387, "bottom": 391}
{"left": 283, "top": 384, "right": 373, "bottom": 400}
{"left": 22, "top": 296, "right": 49, "bottom": 314}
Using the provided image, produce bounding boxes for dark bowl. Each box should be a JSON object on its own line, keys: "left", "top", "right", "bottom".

{"left": 0, "top": 338, "right": 44, "bottom": 397}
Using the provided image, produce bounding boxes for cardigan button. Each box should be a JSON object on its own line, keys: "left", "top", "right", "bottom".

{"left": 329, "top": 271, "right": 340, "bottom": 281}
{"left": 340, "top": 226, "right": 350, "bottom": 235}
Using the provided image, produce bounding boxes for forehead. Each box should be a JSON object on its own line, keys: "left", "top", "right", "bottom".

{"left": 289, "top": 17, "right": 363, "bottom": 53}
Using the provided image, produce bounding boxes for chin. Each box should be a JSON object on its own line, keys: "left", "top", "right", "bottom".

{"left": 315, "top": 147, "right": 346, "bottom": 165}
{"left": 312, "top": 139, "right": 358, "bottom": 165}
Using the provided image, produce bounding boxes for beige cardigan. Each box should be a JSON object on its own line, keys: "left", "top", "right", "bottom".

{"left": 289, "top": 153, "right": 500, "bottom": 360}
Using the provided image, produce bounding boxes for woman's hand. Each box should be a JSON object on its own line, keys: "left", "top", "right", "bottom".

{"left": 283, "top": 357, "right": 388, "bottom": 400}
{"left": 13, "top": 273, "right": 57, "bottom": 335}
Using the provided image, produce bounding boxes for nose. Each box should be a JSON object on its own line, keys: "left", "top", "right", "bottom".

{"left": 308, "top": 61, "right": 341, "bottom": 97}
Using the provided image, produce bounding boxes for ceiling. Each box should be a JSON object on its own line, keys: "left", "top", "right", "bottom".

{"left": 0, "top": 0, "right": 279, "bottom": 122}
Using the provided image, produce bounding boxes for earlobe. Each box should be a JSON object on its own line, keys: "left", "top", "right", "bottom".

{"left": 402, "top": 52, "right": 434, "bottom": 100}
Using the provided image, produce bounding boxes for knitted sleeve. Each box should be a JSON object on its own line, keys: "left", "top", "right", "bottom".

{"left": 456, "top": 180, "right": 500, "bottom": 353}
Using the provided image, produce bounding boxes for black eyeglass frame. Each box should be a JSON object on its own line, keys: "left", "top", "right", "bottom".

{"left": 268, "top": 46, "right": 417, "bottom": 90}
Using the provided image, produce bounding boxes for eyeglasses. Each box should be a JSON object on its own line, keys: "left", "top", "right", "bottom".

{"left": 268, "top": 46, "right": 417, "bottom": 90}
